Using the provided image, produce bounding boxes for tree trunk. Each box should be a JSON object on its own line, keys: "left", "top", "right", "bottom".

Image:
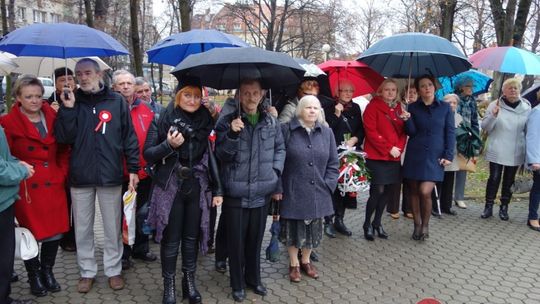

{"left": 439, "top": 0, "right": 457, "bottom": 40}
{"left": 265, "top": 0, "right": 277, "bottom": 51}
{"left": 7, "top": 0, "right": 14, "bottom": 31}
{"left": 130, "top": 0, "right": 143, "bottom": 76}
{"left": 274, "top": 0, "right": 290, "bottom": 52}
{"left": 94, "top": 0, "right": 109, "bottom": 31}
{"left": 512, "top": 0, "right": 532, "bottom": 46}
{"left": 84, "top": 0, "right": 94, "bottom": 27}
{"left": 178, "top": 0, "right": 192, "bottom": 32}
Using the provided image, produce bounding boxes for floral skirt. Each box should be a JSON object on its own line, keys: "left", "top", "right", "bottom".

{"left": 278, "top": 218, "right": 323, "bottom": 249}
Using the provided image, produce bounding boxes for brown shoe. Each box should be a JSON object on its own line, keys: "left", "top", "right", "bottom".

{"left": 289, "top": 266, "right": 301, "bottom": 283}
{"left": 389, "top": 213, "right": 400, "bottom": 219}
{"left": 405, "top": 213, "right": 414, "bottom": 219}
{"left": 108, "top": 275, "right": 125, "bottom": 290}
{"left": 300, "top": 262, "right": 319, "bottom": 279}
{"left": 77, "top": 277, "right": 94, "bottom": 293}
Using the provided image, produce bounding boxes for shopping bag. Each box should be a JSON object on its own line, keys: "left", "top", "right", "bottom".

{"left": 122, "top": 189, "right": 137, "bottom": 245}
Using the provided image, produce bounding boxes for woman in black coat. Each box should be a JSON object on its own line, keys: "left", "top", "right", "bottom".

{"left": 323, "top": 80, "right": 365, "bottom": 237}
{"left": 144, "top": 78, "right": 223, "bottom": 304}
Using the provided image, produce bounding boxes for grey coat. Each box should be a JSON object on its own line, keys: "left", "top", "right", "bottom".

{"left": 482, "top": 98, "right": 531, "bottom": 166}
{"left": 278, "top": 118, "right": 339, "bottom": 220}
{"left": 215, "top": 108, "right": 286, "bottom": 208}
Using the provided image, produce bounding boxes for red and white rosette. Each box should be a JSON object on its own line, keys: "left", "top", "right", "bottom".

{"left": 94, "top": 110, "right": 112, "bottom": 134}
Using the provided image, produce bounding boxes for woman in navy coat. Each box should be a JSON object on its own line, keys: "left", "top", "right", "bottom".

{"left": 403, "top": 75, "right": 455, "bottom": 240}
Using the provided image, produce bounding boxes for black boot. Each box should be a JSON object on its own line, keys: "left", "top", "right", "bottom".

{"left": 499, "top": 204, "right": 509, "bottom": 221}
{"left": 372, "top": 224, "right": 389, "bottom": 239}
{"left": 481, "top": 203, "right": 493, "bottom": 219}
{"left": 182, "top": 272, "right": 202, "bottom": 304}
{"left": 323, "top": 222, "right": 336, "bottom": 238}
{"left": 40, "top": 241, "right": 61, "bottom": 292}
{"left": 363, "top": 223, "right": 374, "bottom": 241}
{"left": 334, "top": 216, "right": 352, "bottom": 236}
{"left": 24, "top": 257, "right": 47, "bottom": 297}
{"left": 162, "top": 276, "right": 176, "bottom": 304}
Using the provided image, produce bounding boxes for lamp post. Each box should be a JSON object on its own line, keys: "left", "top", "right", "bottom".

{"left": 322, "top": 43, "right": 331, "bottom": 61}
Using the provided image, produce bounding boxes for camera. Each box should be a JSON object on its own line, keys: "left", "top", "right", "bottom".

{"left": 170, "top": 118, "right": 195, "bottom": 138}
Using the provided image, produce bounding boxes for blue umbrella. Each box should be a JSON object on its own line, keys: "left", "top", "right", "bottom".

{"left": 0, "top": 23, "right": 129, "bottom": 58}
{"left": 146, "top": 29, "right": 250, "bottom": 66}
{"left": 435, "top": 70, "right": 493, "bottom": 100}
{"left": 357, "top": 32, "right": 471, "bottom": 78}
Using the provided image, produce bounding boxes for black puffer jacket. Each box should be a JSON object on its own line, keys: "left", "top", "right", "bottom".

{"left": 54, "top": 85, "right": 139, "bottom": 187}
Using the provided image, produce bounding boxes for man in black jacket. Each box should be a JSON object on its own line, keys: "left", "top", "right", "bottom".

{"left": 54, "top": 58, "right": 140, "bottom": 294}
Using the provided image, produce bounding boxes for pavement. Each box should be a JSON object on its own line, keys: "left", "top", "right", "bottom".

{"left": 10, "top": 194, "right": 540, "bottom": 304}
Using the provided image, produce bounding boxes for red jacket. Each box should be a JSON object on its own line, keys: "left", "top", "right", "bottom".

{"left": 128, "top": 99, "right": 155, "bottom": 180}
{"left": 363, "top": 97, "right": 407, "bottom": 161}
{"left": 0, "top": 102, "right": 69, "bottom": 240}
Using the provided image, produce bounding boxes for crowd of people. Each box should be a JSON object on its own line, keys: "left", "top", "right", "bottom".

{"left": 1, "top": 56, "right": 539, "bottom": 304}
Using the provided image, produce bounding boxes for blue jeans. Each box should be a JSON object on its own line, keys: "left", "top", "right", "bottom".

{"left": 454, "top": 170, "right": 467, "bottom": 200}
{"left": 528, "top": 171, "right": 540, "bottom": 220}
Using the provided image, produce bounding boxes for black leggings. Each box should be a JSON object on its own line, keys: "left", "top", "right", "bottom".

{"left": 485, "top": 162, "right": 519, "bottom": 205}
{"left": 364, "top": 184, "right": 394, "bottom": 228}
{"left": 161, "top": 178, "right": 201, "bottom": 277}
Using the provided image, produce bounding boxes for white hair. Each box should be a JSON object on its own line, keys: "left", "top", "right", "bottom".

{"left": 295, "top": 95, "right": 325, "bottom": 125}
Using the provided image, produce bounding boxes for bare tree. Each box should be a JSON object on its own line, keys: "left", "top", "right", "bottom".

{"left": 439, "top": 0, "right": 458, "bottom": 39}
{"left": 179, "top": 0, "right": 195, "bottom": 32}
{"left": 357, "top": 0, "right": 388, "bottom": 52}
{"left": 130, "top": 0, "right": 143, "bottom": 75}
{"left": 84, "top": 0, "right": 94, "bottom": 27}
{"left": 94, "top": 0, "right": 110, "bottom": 31}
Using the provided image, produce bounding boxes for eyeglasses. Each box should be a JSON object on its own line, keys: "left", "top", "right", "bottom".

{"left": 339, "top": 89, "right": 354, "bottom": 93}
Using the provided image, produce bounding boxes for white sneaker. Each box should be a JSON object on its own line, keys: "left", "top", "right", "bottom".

{"left": 455, "top": 200, "right": 467, "bottom": 209}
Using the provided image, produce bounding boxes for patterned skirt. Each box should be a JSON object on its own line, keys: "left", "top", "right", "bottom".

{"left": 278, "top": 218, "right": 323, "bottom": 249}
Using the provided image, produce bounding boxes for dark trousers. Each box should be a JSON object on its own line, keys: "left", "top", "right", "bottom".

{"left": 0, "top": 205, "right": 14, "bottom": 304}
{"left": 161, "top": 178, "right": 201, "bottom": 277}
{"left": 432, "top": 171, "right": 455, "bottom": 212}
{"left": 324, "top": 191, "right": 346, "bottom": 224}
{"left": 214, "top": 209, "right": 228, "bottom": 262}
{"left": 386, "top": 182, "right": 403, "bottom": 214}
{"left": 365, "top": 184, "right": 394, "bottom": 227}
{"left": 224, "top": 203, "right": 267, "bottom": 291}
{"left": 528, "top": 171, "right": 540, "bottom": 220}
{"left": 486, "top": 162, "right": 519, "bottom": 205}
{"left": 122, "top": 178, "right": 152, "bottom": 259}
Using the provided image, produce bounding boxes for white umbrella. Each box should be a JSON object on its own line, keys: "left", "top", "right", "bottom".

{"left": 0, "top": 52, "right": 18, "bottom": 76}
{"left": 11, "top": 56, "right": 110, "bottom": 77}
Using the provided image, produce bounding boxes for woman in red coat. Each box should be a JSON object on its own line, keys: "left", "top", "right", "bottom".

{"left": 0, "top": 75, "right": 69, "bottom": 297}
{"left": 362, "top": 79, "right": 409, "bottom": 240}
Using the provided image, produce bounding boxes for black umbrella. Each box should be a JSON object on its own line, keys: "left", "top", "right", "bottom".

{"left": 171, "top": 47, "right": 305, "bottom": 90}
{"left": 522, "top": 84, "right": 540, "bottom": 108}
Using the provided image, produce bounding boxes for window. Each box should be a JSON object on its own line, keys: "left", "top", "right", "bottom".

{"left": 50, "top": 13, "right": 59, "bottom": 23}
{"left": 233, "top": 23, "right": 242, "bottom": 32}
{"left": 41, "top": 11, "right": 47, "bottom": 22}
{"left": 18, "top": 7, "right": 26, "bottom": 20}
{"left": 216, "top": 24, "right": 225, "bottom": 31}
{"left": 33, "top": 10, "right": 40, "bottom": 23}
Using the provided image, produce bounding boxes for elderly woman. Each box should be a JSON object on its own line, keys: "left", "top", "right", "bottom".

{"left": 362, "top": 79, "right": 407, "bottom": 240}
{"left": 274, "top": 95, "right": 339, "bottom": 282}
{"left": 481, "top": 78, "right": 531, "bottom": 220}
{"left": 526, "top": 101, "right": 540, "bottom": 231}
{"left": 323, "top": 80, "right": 365, "bottom": 237}
{"left": 278, "top": 79, "right": 320, "bottom": 123}
{"left": 453, "top": 78, "right": 480, "bottom": 210}
{"left": 432, "top": 94, "right": 463, "bottom": 216}
{"left": 403, "top": 75, "right": 455, "bottom": 240}
{"left": 144, "top": 77, "right": 223, "bottom": 304}
{"left": 0, "top": 75, "right": 69, "bottom": 297}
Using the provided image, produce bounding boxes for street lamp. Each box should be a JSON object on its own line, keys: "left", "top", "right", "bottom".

{"left": 322, "top": 43, "right": 331, "bottom": 61}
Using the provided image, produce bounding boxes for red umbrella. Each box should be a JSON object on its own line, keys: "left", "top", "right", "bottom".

{"left": 318, "top": 60, "right": 384, "bottom": 98}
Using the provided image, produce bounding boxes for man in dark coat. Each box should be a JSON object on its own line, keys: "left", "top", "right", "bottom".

{"left": 215, "top": 78, "right": 286, "bottom": 302}
{"left": 54, "top": 58, "right": 140, "bottom": 294}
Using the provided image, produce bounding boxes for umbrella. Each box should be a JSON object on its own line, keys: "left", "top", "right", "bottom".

{"left": 318, "top": 60, "right": 384, "bottom": 98}
{"left": 172, "top": 47, "right": 305, "bottom": 90}
{"left": 469, "top": 46, "right": 540, "bottom": 75}
{"left": 456, "top": 121, "right": 482, "bottom": 158}
{"left": 146, "top": 29, "right": 250, "bottom": 66}
{"left": 435, "top": 70, "right": 493, "bottom": 100}
{"left": 522, "top": 84, "right": 540, "bottom": 107}
{"left": 0, "top": 52, "right": 17, "bottom": 76}
{"left": 265, "top": 199, "right": 280, "bottom": 262}
{"left": 295, "top": 58, "right": 326, "bottom": 77}
{"left": 357, "top": 32, "right": 471, "bottom": 78}
{"left": 11, "top": 56, "right": 110, "bottom": 77}
{"left": 0, "top": 22, "right": 129, "bottom": 58}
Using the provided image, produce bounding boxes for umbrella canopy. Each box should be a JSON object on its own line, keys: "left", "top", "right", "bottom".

{"left": 456, "top": 121, "right": 482, "bottom": 158}
{"left": 265, "top": 220, "right": 280, "bottom": 262}
{"left": 522, "top": 84, "right": 540, "bottom": 107}
{"left": 295, "top": 58, "right": 326, "bottom": 77}
{"left": 435, "top": 70, "right": 493, "bottom": 100}
{"left": 318, "top": 60, "right": 384, "bottom": 98}
{"left": 12, "top": 56, "right": 110, "bottom": 77}
{"left": 171, "top": 47, "right": 305, "bottom": 90}
{"left": 357, "top": 32, "right": 471, "bottom": 78}
{"left": 0, "top": 52, "right": 17, "bottom": 76}
{"left": 146, "top": 29, "right": 250, "bottom": 66}
{"left": 0, "top": 22, "right": 129, "bottom": 58}
{"left": 469, "top": 46, "right": 540, "bottom": 75}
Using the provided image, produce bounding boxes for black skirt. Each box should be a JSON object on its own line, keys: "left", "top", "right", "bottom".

{"left": 366, "top": 159, "right": 401, "bottom": 185}
{"left": 279, "top": 218, "right": 323, "bottom": 249}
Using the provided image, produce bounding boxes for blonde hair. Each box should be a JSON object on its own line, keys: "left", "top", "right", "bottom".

{"left": 295, "top": 95, "right": 325, "bottom": 125}
{"left": 174, "top": 85, "right": 202, "bottom": 108}
{"left": 376, "top": 78, "right": 400, "bottom": 101}
{"left": 502, "top": 78, "right": 522, "bottom": 91}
